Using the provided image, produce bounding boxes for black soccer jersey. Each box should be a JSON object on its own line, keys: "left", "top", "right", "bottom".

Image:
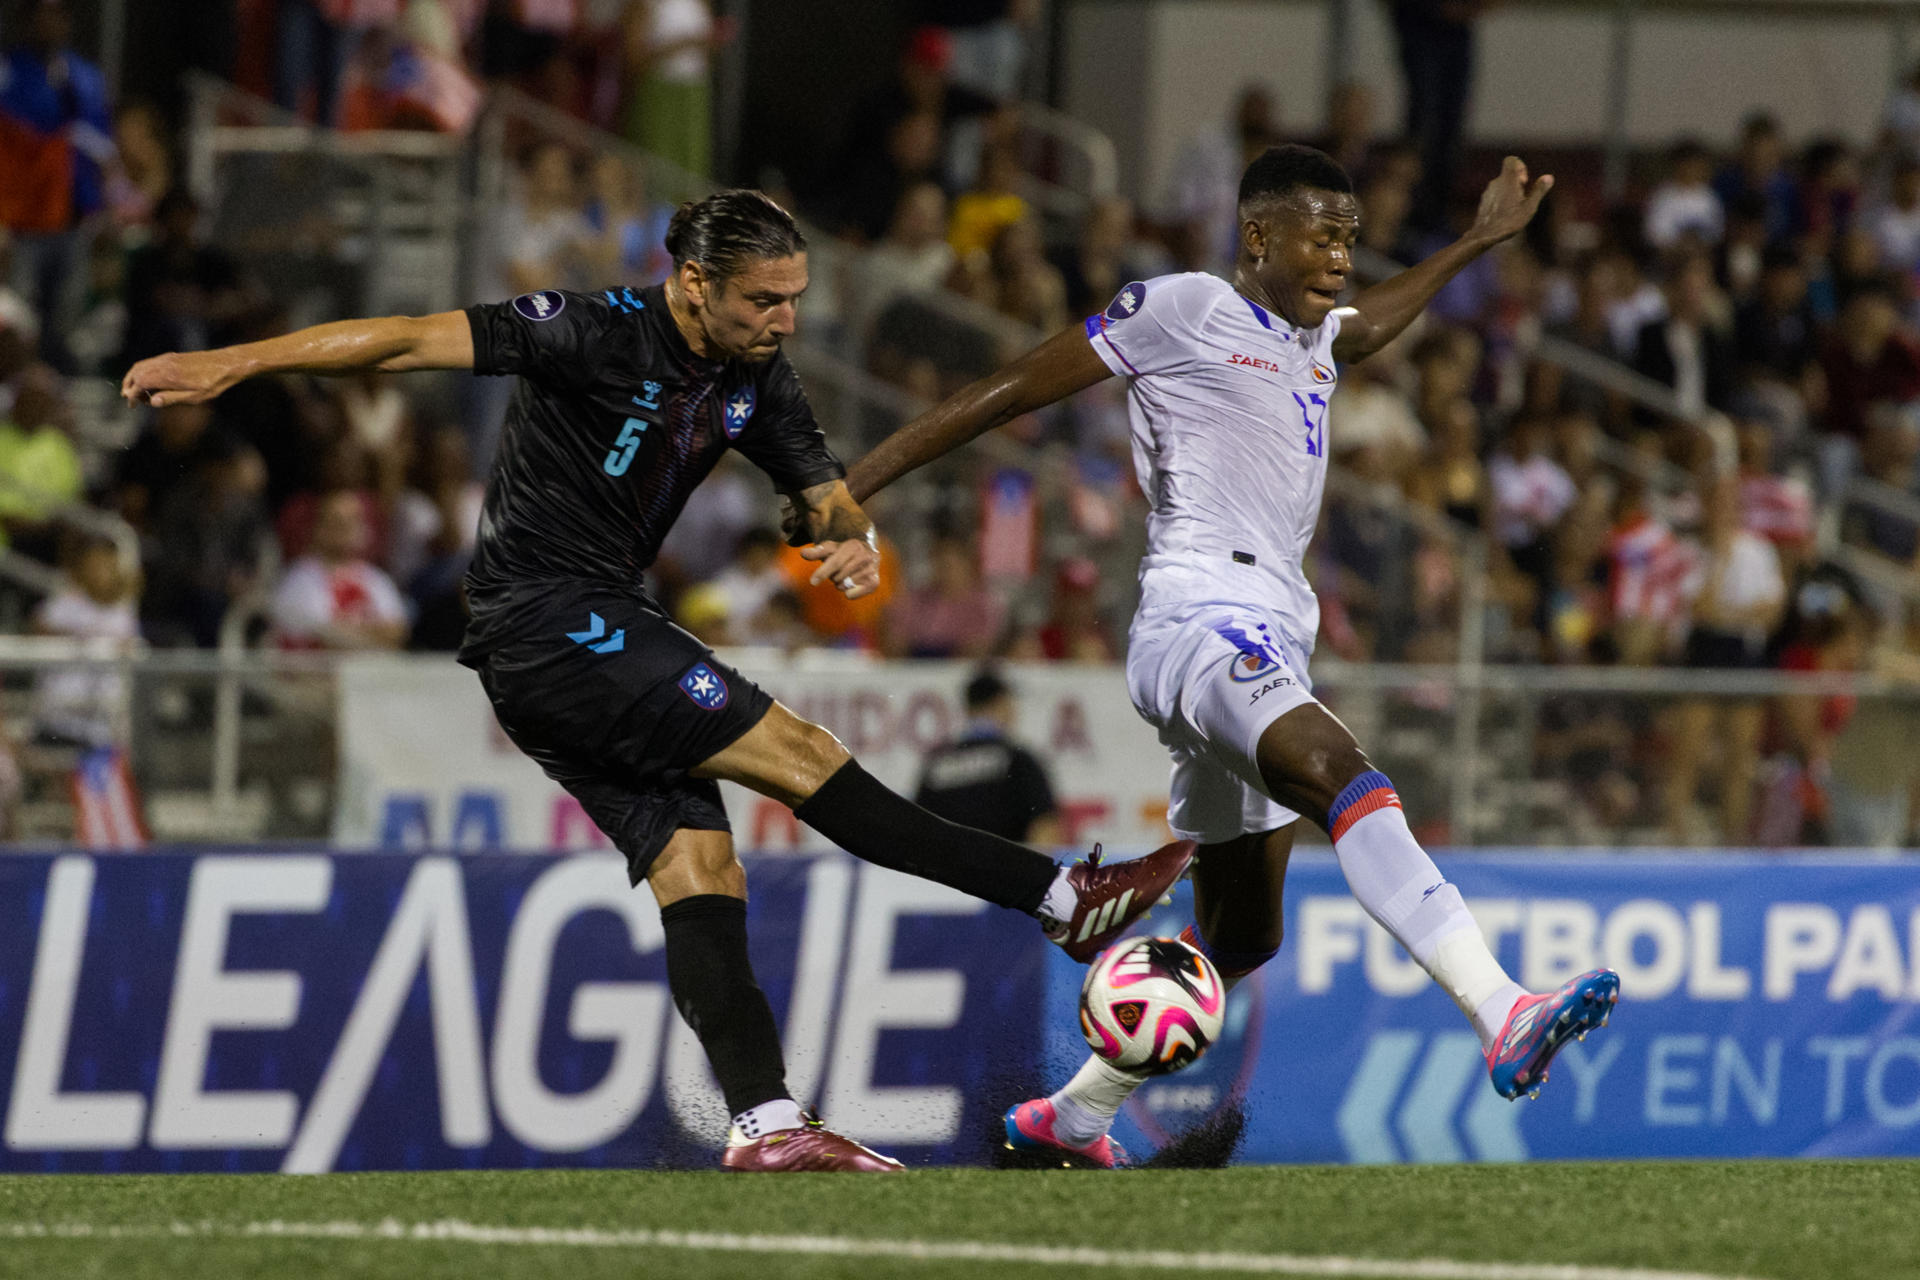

{"left": 913, "top": 730, "right": 1058, "bottom": 843}
{"left": 461, "top": 284, "right": 843, "bottom": 636}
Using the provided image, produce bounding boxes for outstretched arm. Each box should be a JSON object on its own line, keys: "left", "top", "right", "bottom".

{"left": 1333, "top": 156, "right": 1553, "bottom": 363}
{"left": 788, "top": 478, "right": 883, "bottom": 600}
{"left": 844, "top": 325, "right": 1113, "bottom": 503}
{"left": 120, "top": 311, "right": 476, "bottom": 409}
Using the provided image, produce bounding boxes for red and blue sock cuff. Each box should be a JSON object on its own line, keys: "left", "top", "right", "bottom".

{"left": 1327, "top": 769, "right": 1402, "bottom": 843}
{"left": 1178, "top": 923, "right": 1276, "bottom": 982}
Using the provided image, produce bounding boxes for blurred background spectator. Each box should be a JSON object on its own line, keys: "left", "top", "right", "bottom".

{"left": 1387, "top": 0, "right": 1479, "bottom": 232}
{"left": 1, "top": 0, "right": 114, "bottom": 372}
{"left": 31, "top": 528, "right": 137, "bottom": 747}
{"left": 885, "top": 529, "right": 1005, "bottom": 659}
{"left": 1157, "top": 84, "right": 1278, "bottom": 272}
{"left": 270, "top": 488, "right": 408, "bottom": 650}
{"left": 913, "top": 665, "right": 1060, "bottom": 844}
{"left": 621, "top": 0, "right": 730, "bottom": 177}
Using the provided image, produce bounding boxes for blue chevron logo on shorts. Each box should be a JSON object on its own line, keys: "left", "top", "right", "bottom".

{"left": 566, "top": 612, "right": 626, "bottom": 654}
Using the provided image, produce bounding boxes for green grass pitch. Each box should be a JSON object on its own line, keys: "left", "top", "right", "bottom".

{"left": 0, "top": 1161, "right": 1914, "bottom": 1279}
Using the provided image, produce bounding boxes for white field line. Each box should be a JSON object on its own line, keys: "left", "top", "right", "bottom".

{"left": 0, "top": 1218, "right": 1771, "bottom": 1280}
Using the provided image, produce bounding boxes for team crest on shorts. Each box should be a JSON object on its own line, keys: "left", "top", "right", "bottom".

{"left": 723, "top": 386, "right": 756, "bottom": 439}
{"left": 512, "top": 290, "right": 565, "bottom": 322}
{"left": 1228, "top": 650, "right": 1278, "bottom": 683}
{"left": 680, "top": 662, "right": 729, "bottom": 710}
{"left": 1105, "top": 281, "right": 1147, "bottom": 322}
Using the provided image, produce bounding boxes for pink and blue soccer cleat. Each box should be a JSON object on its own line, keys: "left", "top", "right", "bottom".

{"left": 1003, "top": 1098, "right": 1130, "bottom": 1169}
{"left": 1485, "top": 969, "right": 1620, "bottom": 1101}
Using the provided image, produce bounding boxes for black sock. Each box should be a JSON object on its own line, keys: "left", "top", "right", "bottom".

{"left": 792, "top": 760, "right": 1059, "bottom": 914}
{"left": 659, "top": 895, "right": 789, "bottom": 1120}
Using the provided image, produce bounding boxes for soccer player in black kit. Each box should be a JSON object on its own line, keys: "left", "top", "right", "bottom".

{"left": 122, "top": 190, "right": 1194, "bottom": 1172}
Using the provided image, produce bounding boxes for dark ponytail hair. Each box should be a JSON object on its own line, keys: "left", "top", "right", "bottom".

{"left": 665, "top": 189, "right": 807, "bottom": 285}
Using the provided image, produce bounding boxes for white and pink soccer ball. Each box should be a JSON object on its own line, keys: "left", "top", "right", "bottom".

{"left": 1078, "top": 936, "right": 1226, "bottom": 1075}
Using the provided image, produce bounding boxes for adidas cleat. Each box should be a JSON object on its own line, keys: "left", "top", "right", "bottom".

{"left": 1485, "top": 969, "right": 1620, "bottom": 1101}
{"left": 1002, "top": 1099, "right": 1130, "bottom": 1169}
{"left": 1047, "top": 840, "right": 1196, "bottom": 963}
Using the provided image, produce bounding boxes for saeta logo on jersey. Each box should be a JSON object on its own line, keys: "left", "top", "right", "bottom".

{"left": 512, "top": 291, "right": 565, "bottom": 322}
{"left": 1228, "top": 353, "right": 1282, "bottom": 374}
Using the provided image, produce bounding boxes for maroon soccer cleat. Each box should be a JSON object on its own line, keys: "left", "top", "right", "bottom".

{"left": 1047, "top": 840, "right": 1197, "bottom": 963}
{"left": 719, "top": 1111, "right": 905, "bottom": 1173}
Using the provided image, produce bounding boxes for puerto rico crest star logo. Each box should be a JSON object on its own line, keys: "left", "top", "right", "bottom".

{"left": 723, "top": 387, "right": 756, "bottom": 439}
{"left": 680, "top": 662, "right": 730, "bottom": 710}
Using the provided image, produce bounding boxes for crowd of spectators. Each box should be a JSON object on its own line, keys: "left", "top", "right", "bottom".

{"left": 9, "top": 0, "right": 1920, "bottom": 842}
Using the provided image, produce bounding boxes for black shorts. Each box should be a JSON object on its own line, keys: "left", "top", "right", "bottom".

{"left": 459, "top": 581, "right": 774, "bottom": 882}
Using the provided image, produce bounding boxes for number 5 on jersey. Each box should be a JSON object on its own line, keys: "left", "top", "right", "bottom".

{"left": 605, "top": 416, "right": 645, "bottom": 476}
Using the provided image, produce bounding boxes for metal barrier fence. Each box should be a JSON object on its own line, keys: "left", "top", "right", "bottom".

{"left": 3, "top": 643, "right": 1918, "bottom": 851}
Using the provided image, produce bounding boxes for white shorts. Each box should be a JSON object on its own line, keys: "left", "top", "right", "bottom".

{"left": 1126, "top": 601, "right": 1320, "bottom": 846}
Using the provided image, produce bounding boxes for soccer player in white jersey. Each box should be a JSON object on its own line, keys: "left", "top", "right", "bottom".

{"left": 842, "top": 145, "right": 1620, "bottom": 1167}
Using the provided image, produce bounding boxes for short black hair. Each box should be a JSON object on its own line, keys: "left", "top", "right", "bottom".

{"left": 1237, "top": 144, "right": 1352, "bottom": 212}
{"left": 1668, "top": 138, "right": 1711, "bottom": 166}
{"left": 964, "top": 667, "right": 1010, "bottom": 712}
{"left": 665, "top": 189, "right": 806, "bottom": 285}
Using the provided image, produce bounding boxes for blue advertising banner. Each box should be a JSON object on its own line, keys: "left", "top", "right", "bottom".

{"left": 0, "top": 852, "right": 1045, "bottom": 1173}
{"left": 6, "top": 850, "right": 1920, "bottom": 1172}
{"left": 1078, "top": 854, "right": 1920, "bottom": 1164}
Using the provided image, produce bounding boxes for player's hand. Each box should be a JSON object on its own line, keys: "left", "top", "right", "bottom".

{"left": 120, "top": 349, "right": 243, "bottom": 409}
{"left": 1466, "top": 156, "right": 1553, "bottom": 249}
{"left": 800, "top": 538, "right": 881, "bottom": 600}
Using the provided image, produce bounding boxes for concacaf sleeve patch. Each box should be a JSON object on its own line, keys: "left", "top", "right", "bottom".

{"left": 1104, "top": 281, "right": 1148, "bottom": 322}
{"left": 512, "top": 290, "right": 566, "bottom": 322}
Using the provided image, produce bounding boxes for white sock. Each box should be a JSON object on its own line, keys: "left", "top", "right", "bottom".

{"left": 1329, "top": 773, "right": 1523, "bottom": 1051}
{"left": 1039, "top": 867, "right": 1078, "bottom": 924}
{"left": 731, "top": 1098, "right": 805, "bottom": 1138}
{"left": 1048, "top": 1055, "right": 1145, "bottom": 1145}
{"left": 1050, "top": 951, "right": 1261, "bottom": 1144}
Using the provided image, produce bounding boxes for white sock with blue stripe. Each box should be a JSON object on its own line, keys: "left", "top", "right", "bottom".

{"left": 1327, "top": 771, "right": 1523, "bottom": 1050}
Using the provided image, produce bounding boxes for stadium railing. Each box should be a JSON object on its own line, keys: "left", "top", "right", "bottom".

{"left": 183, "top": 75, "right": 468, "bottom": 321}
{"left": 0, "top": 641, "right": 1914, "bottom": 848}
{"left": 1011, "top": 100, "right": 1121, "bottom": 221}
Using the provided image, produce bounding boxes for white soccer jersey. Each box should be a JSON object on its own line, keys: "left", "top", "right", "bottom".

{"left": 1085, "top": 272, "right": 1345, "bottom": 645}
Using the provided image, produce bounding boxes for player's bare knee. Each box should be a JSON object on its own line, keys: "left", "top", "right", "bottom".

{"left": 648, "top": 831, "right": 747, "bottom": 905}
{"left": 786, "top": 717, "right": 852, "bottom": 787}
{"left": 1288, "top": 744, "right": 1373, "bottom": 823}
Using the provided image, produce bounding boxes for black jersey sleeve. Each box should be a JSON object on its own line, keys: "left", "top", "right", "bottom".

{"left": 733, "top": 355, "right": 846, "bottom": 493}
{"left": 465, "top": 290, "right": 614, "bottom": 389}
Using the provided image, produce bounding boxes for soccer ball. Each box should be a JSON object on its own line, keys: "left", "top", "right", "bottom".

{"left": 1079, "top": 936, "right": 1226, "bottom": 1075}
